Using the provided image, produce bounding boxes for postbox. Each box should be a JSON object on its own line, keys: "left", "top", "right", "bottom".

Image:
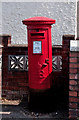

{"left": 22, "top": 16, "right": 55, "bottom": 90}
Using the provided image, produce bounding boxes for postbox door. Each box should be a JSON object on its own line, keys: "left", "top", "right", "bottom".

{"left": 28, "top": 29, "right": 50, "bottom": 89}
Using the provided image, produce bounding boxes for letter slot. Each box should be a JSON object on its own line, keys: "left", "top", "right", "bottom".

{"left": 31, "top": 32, "right": 45, "bottom": 39}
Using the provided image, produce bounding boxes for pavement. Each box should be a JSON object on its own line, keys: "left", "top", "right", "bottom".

{"left": 0, "top": 98, "right": 68, "bottom": 120}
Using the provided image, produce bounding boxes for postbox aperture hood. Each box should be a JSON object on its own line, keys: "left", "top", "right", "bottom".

{"left": 22, "top": 16, "right": 56, "bottom": 25}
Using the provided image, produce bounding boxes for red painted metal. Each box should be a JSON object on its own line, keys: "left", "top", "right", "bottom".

{"left": 22, "top": 16, "right": 55, "bottom": 90}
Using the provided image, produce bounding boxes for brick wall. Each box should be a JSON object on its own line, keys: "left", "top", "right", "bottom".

{"left": 1, "top": 34, "right": 79, "bottom": 119}
{"left": 1, "top": 35, "right": 29, "bottom": 99}
{"left": 69, "top": 48, "right": 79, "bottom": 119}
{"left": 1, "top": 35, "right": 70, "bottom": 100}
{"left": 61, "top": 35, "right": 79, "bottom": 119}
{"left": 0, "top": 44, "right": 2, "bottom": 98}
{"left": 2, "top": 47, "right": 29, "bottom": 99}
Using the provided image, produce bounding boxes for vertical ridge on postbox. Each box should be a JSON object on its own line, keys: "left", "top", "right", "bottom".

{"left": 22, "top": 16, "right": 55, "bottom": 90}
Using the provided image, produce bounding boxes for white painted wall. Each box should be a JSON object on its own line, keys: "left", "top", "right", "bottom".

{"left": 1, "top": 2, "right": 76, "bottom": 45}
{"left": 77, "top": 1, "right": 79, "bottom": 37}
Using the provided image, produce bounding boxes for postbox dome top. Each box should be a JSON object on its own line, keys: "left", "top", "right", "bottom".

{"left": 22, "top": 16, "right": 55, "bottom": 25}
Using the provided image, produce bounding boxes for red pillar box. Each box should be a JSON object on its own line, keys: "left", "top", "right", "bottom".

{"left": 22, "top": 16, "right": 55, "bottom": 90}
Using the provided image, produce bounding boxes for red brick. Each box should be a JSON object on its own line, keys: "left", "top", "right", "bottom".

{"left": 69, "top": 91, "right": 77, "bottom": 97}
{"left": 78, "top": 92, "right": 79, "bottom": 97}
{"left": 69, "top": 74, "right": 77, "bottom": 79}
{"left": 69, "top": 103, "right": 77, "bottom": 109}
{"left": 0, "top": 49, "right": 2, "bottom": 52}
{"left": 63, "top": 39, "right": 69, "bottom": 45}
{"left": 77, "top": 53, "right": 79, "bottom": 57}
{"left": 0, "top": 52, "right": 2, "bottom": 55}
{"left": 7, "top": 82, "right": 18, "bottom": 86}
{"left": 69, "top": 85, "right": 79, "bottom": 91}
{"left": 69, "top": 68, "right": 77, "bottom": 73}
{"left": 70, "top": 58, "right": 77, "bottom": 63}
{"left": 7, "top": 75, "right": 26, "bottom": 79}
{"left": 2, "top": 95, "right": 6, "bottom": 97}
{"left": 18, "top": 82, "right": 28, "bottom": 87}
{"left": 78, "top": 63, "right": 79, "bottom": 68}
{"left": 77, "top": 74, "right": 79, "bottom": 79}
{"left": 69, "top": 63, "right": 77, "bottom": 68}
{"left": 77, "top": 109, "right": 79, "bottom": 117}
{"left": 62, "top": 47, "right": 69, "bottom": 51}
{"left": 0, "top": 86, "right": 1, "bottom": 90}
{"left": 9, "top": 78, "right": 28, "bottom": 83}
{"left": 69, "top": 115, "right": 77, "bottom": 119}
{"left": 69, "top": 97, "right": 79, "bottom": 102}
{"left": 19, "top": 86, "right": 28, "bottom": 91}
{"left": 69, "top": 80, "right": 77, "bottom": 85}
{"left": 69, "top": 109, "right": 77, "bottom": 117}
{"left": 69, "top": 52, "right": 78, "bottom": 57}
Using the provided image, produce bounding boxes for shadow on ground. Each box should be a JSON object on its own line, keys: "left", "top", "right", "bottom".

{"left": 1, "top": 88, "right": 69, "bottom": 120}
{"left": 20, "top": 88, "right": 69, "bottom": 119}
